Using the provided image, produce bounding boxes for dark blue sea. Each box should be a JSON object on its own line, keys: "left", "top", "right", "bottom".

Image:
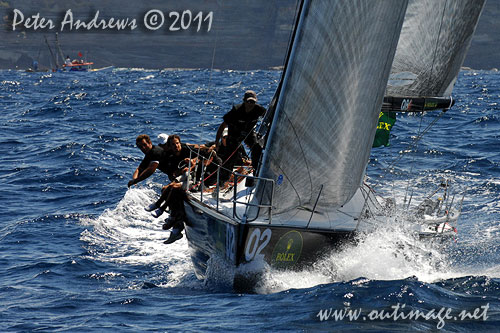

{"left": 1, "top": 68, "right": 499, "bottom": 332}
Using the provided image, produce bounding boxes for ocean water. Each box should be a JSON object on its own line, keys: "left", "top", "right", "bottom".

{"left": 0, "top": 68, "right": 499, "bottom": 332}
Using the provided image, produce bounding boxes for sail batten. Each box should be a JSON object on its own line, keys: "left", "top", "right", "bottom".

{"left": 253, "top": 0, "right": 409, "bottom": 216}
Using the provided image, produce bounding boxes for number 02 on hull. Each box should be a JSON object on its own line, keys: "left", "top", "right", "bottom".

{"left": 184, "top": 198, "right": 356, "bottom": 284}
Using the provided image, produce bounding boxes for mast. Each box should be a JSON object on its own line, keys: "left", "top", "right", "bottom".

{"left": 55, "top": 33, "right": 66, "bottom": 66}
{"left": 44, "top": 35, "right": 58, "bottom": 70}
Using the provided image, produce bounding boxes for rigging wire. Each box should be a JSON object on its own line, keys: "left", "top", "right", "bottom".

{"left": 403, "top": 112, "right": 425, "bottom": 208}
{"left": 190, "top": 2, "right": 302, "bottom": 202}
{"left": 184, "top": 128, "right": 254, "bottom": 191}
{"left": 205, "top": 23, "right": 219, "bottom": 110}
{"left": 355, "top": 109, "right": 448, "bottom": 230}
{"left": 371, "top": 110, "right": 447, "bottom": 192}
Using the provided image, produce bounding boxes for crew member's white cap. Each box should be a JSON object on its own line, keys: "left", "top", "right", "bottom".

{"left": 158, "top": 133, "right": 169, "bottom": 144}
{"left": 222, "top": 127, "right": 228, "bottom": 137}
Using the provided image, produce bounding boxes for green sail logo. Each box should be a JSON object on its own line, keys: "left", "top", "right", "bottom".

{"left": 271, "top": 230, "right": 303, "bottom": 268}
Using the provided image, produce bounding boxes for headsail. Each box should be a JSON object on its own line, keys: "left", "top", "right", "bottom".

{"left": 252, "top": 0, "right": 408, "bottom": 216}
{"left": 385, "top": 0, "right": 486, "bottom": 112}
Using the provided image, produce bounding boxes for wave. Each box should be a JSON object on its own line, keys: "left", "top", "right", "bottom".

{"left": 79, "top": 186, "right": 201, "bottom": 289}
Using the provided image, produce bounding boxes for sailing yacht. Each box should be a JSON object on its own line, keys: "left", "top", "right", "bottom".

{"left": 180, "top": 0, "right": 485, "bottom": 285}
{"left": 44, "top": 33, "right": 94, "bottom": 72}
{"left": 182, "top": 0, "right": 407, "bottom": 283}
{"left": 380, "top": 0, "right": 486, "bottom": 236}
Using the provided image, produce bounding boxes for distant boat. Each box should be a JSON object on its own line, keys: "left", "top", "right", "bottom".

{"left": 377, "top": 0, "right": 485, "bottom": 237}
{"left": 385, "top": 0, "right": 486, "bottom": 112}
{"left": 44, "top": 33, "right": 94, "bottom": 72}
{"left": 62, "top": 61, "right": 94, "bottom": 72}
{"left": 25, "top": 41, "right": 49, "bottom": 72}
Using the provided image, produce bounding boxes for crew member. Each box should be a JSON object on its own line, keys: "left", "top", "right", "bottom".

{"left": 146, "top": 134, "right": 197, "bottom": 244}
{"left": 128, "top": 134, "right": 167, "bottom": 188}
{"left": 214, "top": 90, "right": 266, "bottom": 171}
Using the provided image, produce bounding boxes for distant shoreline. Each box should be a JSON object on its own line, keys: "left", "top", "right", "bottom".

{"left": 7, "top": 66, "right": 499, "bottom": 72}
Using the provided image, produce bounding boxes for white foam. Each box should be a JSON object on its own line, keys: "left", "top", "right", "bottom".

{"left": 316, "top": 217, "right": 453, "bottom": 283}
{"left": 79, "top": 173, "right": 499, "bottom": 293}
{"left": 256, "top": 209, "right": 497, "bottom": 294}
{"left": 255, "top": 268, "right": 332, "bottom": 294}
{"left": 80, "top": 186, "right": 197, "bottom": 288}
{"left": 138, "top": 74, "right": 155, "bottom": 81}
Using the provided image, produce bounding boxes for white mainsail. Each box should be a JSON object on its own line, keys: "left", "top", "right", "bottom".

{"left": 388, "top": 0, "right": 486, "bottom": 98}
{"left": 253, "top": 0, "right": 408, "bottom": 216}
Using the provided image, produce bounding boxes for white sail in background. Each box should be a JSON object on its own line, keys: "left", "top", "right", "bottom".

{"left": 388, "top": 0, "right": 486, "bottom": 98}
{"left": 253, "top": 0, "right": 408, "bottom": 216}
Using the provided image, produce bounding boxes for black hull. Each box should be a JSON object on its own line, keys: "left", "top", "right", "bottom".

{"left": 183, "top": 198, "right": 241, "bottom": 281}
{"left": 184, "top": 197, "right": 357, "bottom": 284}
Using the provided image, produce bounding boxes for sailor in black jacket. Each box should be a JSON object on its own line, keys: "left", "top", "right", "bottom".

{"left": 214, "top": 90, "right": 266, "bottom": 170}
